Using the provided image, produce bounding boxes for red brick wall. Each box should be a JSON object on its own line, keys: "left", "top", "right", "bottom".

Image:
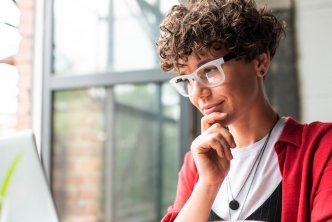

{"left": 15, "top": 0, "right": 34, "bottom": 130}
{"left": 52, "top": 90, "right": 105, "bottom": 222}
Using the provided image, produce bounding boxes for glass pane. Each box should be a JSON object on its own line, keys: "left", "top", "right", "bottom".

{"left": 113, "top": 84, "right": 158, "bottom": 112}
{"left": 113, "top": 83, "right": 180, "bottom": 221}
{"left": 112, "top": 0, "right": 178, "bottom": 72}
{"left": 52, "top": 88, "right": 106, "bottom": 222}
{"left": 53, "top": 0, "right": 110, "bottom": 75}
{"left": 52, "top": 0, "right": 178, "bottom": 75}
{"left": 161, "top": 83, "right": 180, "bottom": 214}
{"left": 51, "top": 84, "right": 180, "bottom": 222}
{"left": 112, "top": 1, "right": 156, "bottom": 71}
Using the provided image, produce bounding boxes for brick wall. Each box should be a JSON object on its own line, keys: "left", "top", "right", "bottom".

{"left": 15, "top": 0, "right": 35, "bottom": 130}
{"left": 52, "top": 90, "right": 105, "bottom": 222}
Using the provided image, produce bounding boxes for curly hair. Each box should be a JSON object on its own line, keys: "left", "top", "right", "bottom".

{"left": 156, "top": 0, "right": 285, "bottom": 73}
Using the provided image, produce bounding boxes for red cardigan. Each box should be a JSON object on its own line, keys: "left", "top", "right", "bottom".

{"left": 162, "top": 117, "right": 332, "bottom": 222}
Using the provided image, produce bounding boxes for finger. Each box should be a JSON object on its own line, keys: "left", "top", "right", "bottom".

{"left": 221, "top": 128, "right": 237, "bottom": 148}
{"left": 223, "top": 142, "right": 233, "bottom": 160}
{"left": 214, "top": 136, "right": 228, "bottom": 159}
{"left": 205, "top": 123, "right": 236, "bottom": 148}
{"left": 198, "top": 133, "right": 229, "bottom": 159}
{"left": 210, "top": 134, "right": 227, "bottom": 158}
{"left": 209, "top": 131, "right": 234, "bottom": 160}
{"left": 193, "top": 133, "right": 223, "bottom": 156}
{"left": 215, "top": 135, "right": 234, "bottom": 160}
{"left": 201, "top": 112, "right": 228, "bottom": 132}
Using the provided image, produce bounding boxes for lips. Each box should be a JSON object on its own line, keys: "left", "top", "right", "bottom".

{"left": 202, "top": 101, "right": 224, "bottom": 115}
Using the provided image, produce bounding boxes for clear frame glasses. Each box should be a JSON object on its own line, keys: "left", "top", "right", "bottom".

{"left": 169, "top": 52, "right": 237, "bottom": 97}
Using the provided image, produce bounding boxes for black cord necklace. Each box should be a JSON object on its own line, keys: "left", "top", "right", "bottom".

{"left": 227, "top": 141, "right": 265, "bottom": 210}
{"left": 226, "top": 115, "right": 279, "bottom": 216}
{"left": 227, "top": 134, "right": 269, "bottom": 210}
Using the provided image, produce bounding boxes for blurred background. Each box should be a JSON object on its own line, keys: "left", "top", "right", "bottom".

{"left": 0, "top": 0, "right": 331, "bottom": 221}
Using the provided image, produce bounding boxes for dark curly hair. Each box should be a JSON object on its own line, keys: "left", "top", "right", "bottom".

{"left": 156, "top": 0, "right": 285, "bottom": 73}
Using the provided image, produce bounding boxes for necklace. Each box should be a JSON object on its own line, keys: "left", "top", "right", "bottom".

{"left": 227, "top": 140, "right": 266, "bottom": 210}
{"left": 226, "top": 115, "right": 279, "bottom": 220}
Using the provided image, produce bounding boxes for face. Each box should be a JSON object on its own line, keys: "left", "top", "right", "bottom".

{"left": 178, "top": 50, "right": 265, "bottom": 126}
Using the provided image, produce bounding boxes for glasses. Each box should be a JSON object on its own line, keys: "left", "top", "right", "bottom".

{"left": 169, "top": 52, "right": 237, "bottom": 97}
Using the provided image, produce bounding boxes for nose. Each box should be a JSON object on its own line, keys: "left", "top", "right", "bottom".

{"left": 190, "top": 81, "right": 211, "bottom": 98}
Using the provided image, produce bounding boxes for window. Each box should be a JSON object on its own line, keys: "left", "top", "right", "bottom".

{"left": 41, "top": 0, "right": 190, "bottom": 221}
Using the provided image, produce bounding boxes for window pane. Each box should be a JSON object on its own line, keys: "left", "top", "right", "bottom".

{"left": 52, "top": 84, "right": 180, "bottom": 222}
{"left": 113, "top": 84, "right": 158, "bottom": 112}
{"left": 52, "top": 0, "right": 178, "bottom": 75}
{"left": 112, "top": 0, "right": 177, "bottom": 72}
{"left": 113, "top": 83, "right": 180, "bottom": 221}
{"left": 53, "top": 0, "right": 110, "bottom": 75}
{"left": 112, "top": 1, "right": 157, "bottom": 71}
{"left": 161, "top": 83, "right": 180, "bottom": 214}
{"left": 52, "top": 88, "right": 106, "bottom": 222}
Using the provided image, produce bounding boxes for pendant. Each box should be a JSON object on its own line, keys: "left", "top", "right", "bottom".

{"left": 229, "top": 199, "right": 240, "bottom": 210}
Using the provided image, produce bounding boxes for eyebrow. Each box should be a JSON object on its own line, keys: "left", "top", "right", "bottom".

{"left": 197, "top": 59, "right": 213, "bottom": 68}
{"left": 178, "top": 58, "right": 214, "bottom": 76}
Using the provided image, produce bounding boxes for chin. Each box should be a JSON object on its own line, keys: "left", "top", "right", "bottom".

{"left": 221, "top": 113, "right": 233, "bottom": 126}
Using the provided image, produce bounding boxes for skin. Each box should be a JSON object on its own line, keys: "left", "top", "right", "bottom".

{"left": 174, "top": 49, "right": 278, "bottom": 222}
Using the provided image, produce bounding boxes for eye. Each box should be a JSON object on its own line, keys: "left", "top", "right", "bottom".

{"left": 198, "top": 66, "right": 218, "bottom": 79}
{"left": 203, "top": 67, "right": 217, "bottom": 75}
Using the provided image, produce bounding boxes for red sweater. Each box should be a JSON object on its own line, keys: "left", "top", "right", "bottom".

{"left": 162, "top": 117, "right": 332, "bottom": 222}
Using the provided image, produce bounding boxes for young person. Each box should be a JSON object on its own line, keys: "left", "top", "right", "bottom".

{"left": 156, "top": 0, "right": 332, "bottom": 221}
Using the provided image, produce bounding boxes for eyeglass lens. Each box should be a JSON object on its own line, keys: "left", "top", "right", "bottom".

{"left": 175, "top": 64, "right": 224, "bottom": 96}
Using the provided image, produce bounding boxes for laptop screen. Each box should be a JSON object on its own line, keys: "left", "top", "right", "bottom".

{"left": 0, "top": 130, "right": 59, "bottom": 222}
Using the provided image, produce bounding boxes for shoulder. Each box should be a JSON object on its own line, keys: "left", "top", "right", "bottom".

{"left": 281, "top": 117, "right": 332, "bottom": 144}
{"left": 305, "top": 120, "right": 332, "bottom": 132}
{"left": 277, "top": 117, "right": 332, "bottom": 159}
{"left": 277, "top": 117, "right": 332, "bottom": 175}
{"left": 302, "top": 119, "right": 332, "bottom": 144}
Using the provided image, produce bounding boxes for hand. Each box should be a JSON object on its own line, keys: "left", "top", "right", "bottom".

{"left": 191, "top": 112, "right": 236, "bottom": 187}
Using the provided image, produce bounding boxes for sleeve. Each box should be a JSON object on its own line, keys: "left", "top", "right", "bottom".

{"left": 310, "top": 123, "right": 332, "bottom": 221}
{"left": 311, "top": 152, "right": 332, "bottom": 221}
{"left": 161, "top": 151, "right": 198, "bottom": 222}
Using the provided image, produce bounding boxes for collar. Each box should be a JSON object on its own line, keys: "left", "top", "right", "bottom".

{"left": 276, "top": 117, "right": 304, "bottom": 148}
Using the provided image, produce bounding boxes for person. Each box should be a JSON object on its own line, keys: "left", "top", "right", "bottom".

{"left": 156, "top": 0, "right": 332, "bottom": 221}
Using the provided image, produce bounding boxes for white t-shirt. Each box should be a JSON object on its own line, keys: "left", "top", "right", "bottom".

{"left": 211, "top": 117, "right": 286, "bottom": 220}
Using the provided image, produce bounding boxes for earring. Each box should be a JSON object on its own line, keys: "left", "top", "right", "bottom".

{"left": 258, "top": 70, "right": 266, "bottom": 77}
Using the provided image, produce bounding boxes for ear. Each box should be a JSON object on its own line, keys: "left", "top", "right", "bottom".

{"left": 254, "top": 52, "right": 270, "bottom": 78}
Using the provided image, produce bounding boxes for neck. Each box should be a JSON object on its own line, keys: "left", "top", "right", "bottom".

{"left": 228, "top": 101, "right": 278, "bottom": 148}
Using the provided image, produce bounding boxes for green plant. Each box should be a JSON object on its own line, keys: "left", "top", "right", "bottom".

{"left": 0, "top": 148, "right": 25, "bottom": 213}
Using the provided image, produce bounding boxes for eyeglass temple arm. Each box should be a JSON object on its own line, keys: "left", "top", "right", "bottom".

{"left": 223, "top": 52, "right": 237, "bottom": 62}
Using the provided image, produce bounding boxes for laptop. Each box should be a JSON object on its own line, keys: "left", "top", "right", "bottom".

{"left": 0, "top": 130, "right": 60, "bottom": 222}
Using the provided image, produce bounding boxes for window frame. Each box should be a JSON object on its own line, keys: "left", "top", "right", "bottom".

{"left": 40, "top": 0, "right": 194, "bottom": 220}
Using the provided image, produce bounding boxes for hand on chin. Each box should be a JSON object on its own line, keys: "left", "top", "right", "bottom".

{"left": 201, "top": 112, "right": 229, "bottom": 132}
